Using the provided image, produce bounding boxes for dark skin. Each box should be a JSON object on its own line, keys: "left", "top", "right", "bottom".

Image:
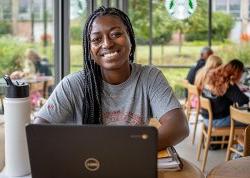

{"left": 34, "top": 15, "right": 189, "bottom": 151}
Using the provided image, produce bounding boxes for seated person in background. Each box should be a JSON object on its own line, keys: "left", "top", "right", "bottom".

{"left": 194, "top": 55, "right": 223, "bottom": 92}
{"left": 34, "top": 6, "right": 189, "bottom": 151}
{"left": 238, "top": 68, "right": 250, "bottom": 92}
{"left": 10, "top": 49, "right": 52, "bottom": 79}
{"left": 200, "top": 59, "right": 249, "bottom": 128}
{"left": 186, "top": 47, "right": 213, "bottom": 85}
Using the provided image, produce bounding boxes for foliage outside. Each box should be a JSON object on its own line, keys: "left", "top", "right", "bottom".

{"left": 0, "top": 21, "right": 11, "bottom": 35}
{"left": 0, "top": 36, "right": 29, "bottom": 76}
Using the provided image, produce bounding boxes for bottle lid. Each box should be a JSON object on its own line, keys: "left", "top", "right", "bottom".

{"left": 3, "top": 75, "right": 29, "bottom": 98}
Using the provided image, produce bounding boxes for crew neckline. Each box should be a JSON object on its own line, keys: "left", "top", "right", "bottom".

{"left": 103, "top": 63, "right": 136, "bottom": 89}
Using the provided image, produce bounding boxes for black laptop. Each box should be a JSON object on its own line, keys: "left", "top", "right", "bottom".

{"left": 26, "top": 124, "right": 158, "bottom": 178}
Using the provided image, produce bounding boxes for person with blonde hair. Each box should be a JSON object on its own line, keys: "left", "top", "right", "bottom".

{"left": 201, "top": 59, "right": 249, "bottom": 128}
{"left": 195, "top": 55, "right": 223, "bottom": 92}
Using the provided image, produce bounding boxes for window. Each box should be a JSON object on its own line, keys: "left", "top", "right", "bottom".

{"left": 0, "top": 0, "right": 55, "bottom": 94}
{"left": 229, "top": 0, "right": 240, "bottom": 18}
{"left": 215, "top": 0, "right": 227, "bottom": 11}
{"left": 70, "top": 0, "right": 87, "bottom": 73}
{"left": 249, "top": 0, "right": 250, "bottom": 17}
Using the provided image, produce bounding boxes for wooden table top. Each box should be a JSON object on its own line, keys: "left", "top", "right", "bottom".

{"left": 158, "top": 159, "right": 205, "bottom": 178}
{"left": 207, "top": 156, "right": 250, "bottom": 178}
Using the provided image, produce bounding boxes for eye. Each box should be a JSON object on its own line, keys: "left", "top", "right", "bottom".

{"left": 90, "top": 36, "right": 102, "bottom": 44}
{"left": 111, "top": 31, "right": 123, "bottom": 38}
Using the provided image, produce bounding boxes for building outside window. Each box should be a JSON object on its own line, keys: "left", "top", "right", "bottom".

{"left": 229, "top": 0, "right": 241, "bottom": 18}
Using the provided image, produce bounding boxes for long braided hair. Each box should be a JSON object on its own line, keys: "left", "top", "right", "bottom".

{"left": 82, "top": 6, "right": 136, "bottom": 124}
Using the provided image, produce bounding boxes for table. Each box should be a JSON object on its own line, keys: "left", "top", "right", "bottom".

{"left": 207, "top": 156, "right": 250, "bottom": 178}
{"left": 0, "top": 158, "right": 204, "bottom": 178}
{"left": 22, "top": 76, "right": 54, "bottom": 99}
{"left": 159, "top": 159, "right": 205, "bottom": 178}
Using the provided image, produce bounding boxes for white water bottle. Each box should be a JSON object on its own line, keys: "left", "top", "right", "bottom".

{"left": 3, "top": 75, "right": 31, "bottom": 176}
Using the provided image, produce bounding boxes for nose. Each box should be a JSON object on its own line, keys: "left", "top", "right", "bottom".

{"left": 102, "top": 35, "right": 113, "bottom": 49}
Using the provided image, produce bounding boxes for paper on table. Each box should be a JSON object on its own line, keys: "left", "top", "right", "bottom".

{"left": 157, "top": 149, "right": 171, "bottom": 159}
{"left": 157, "top": 147, "right": 183, "bottom": 171}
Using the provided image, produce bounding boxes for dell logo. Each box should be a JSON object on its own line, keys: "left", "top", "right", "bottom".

{"left": 84, "top": 158, "right": 100, "bottom": 171}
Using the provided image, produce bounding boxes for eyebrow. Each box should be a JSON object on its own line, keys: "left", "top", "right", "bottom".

{"left": 90, "top": 26, "right": 123, "bottom": 35}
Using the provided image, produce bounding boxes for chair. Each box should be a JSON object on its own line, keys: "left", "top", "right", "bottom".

{"left": 196, "top": 96, "right": 244, "bottom": 172}
{"left": 178, "top": 79, "right": 189, "bottom": 111}
{"left": 186, "top": 83, "right": 200, "bottom": 144}
{"left": 225, "top": 106, "right": 250, "bottom": 161}
{"left": 44, "top": 77, "right": 54, "bottom": 98}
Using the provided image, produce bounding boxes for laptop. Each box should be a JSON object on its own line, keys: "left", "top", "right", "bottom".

{"left": 26, "top": 124, "right": 158, "bottom": 178}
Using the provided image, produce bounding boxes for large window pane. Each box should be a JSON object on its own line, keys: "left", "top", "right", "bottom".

{"left": 70, "top": 0, "right": 87, "bottom": 73}
{"left": 128, "top": 0, "right": 150, "bottom": 65}
{"left": 0, "top": 0, "right": 55, "bottom": 111}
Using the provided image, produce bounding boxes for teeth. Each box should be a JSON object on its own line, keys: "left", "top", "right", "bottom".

{"left": 103, "top": 51, "right": 118, "bottom": 58}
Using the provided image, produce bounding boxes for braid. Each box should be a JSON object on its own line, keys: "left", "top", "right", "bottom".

{"left": 81, "top": 6, "right": 136, "bottom": 124}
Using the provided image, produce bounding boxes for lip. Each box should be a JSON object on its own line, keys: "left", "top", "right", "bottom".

{"left": 99, "top": 50, "right": 120, "bottom": 57}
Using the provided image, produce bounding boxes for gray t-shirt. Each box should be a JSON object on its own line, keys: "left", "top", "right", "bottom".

{"left": 36, "top": 63, "right": 181, "bottom": 125}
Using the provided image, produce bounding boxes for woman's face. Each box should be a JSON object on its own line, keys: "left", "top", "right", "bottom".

{"left": 90, "top": 15, "right": 131, "bottom": 71}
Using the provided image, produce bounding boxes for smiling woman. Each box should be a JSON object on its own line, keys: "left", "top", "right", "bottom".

{"left": 34, "top": 6, "right": 189, "bottom": 150}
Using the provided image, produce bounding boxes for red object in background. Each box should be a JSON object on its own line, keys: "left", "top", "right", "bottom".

{"left": 40, "top": 33, "right": 52, "bottom": 42}
{"left": 240, "top": 33, "right": 250, "bottom": 42}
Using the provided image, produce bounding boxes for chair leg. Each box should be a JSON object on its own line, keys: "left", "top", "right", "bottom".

{"left": 186, "top": 106, "right": 191, "bottom": 121}
{"left": 197, "top": 127, "right": 204, "bottom": 160}
{"left": 201, "top": 134, "right": 210, "bottom": 172}
{"left": 192, "top": 111, "right": 199, "bottom": 144}
{"left": 225, "top": 147, "right": 231, "bottom": 161}
{"left": 221, "top": 136, "right": 225, "bottom": 149}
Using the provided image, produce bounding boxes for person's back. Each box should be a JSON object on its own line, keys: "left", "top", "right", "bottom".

{"left": 35, "top": 57, "right": 52, "bottom": 76}
{"left": 186, "top": 47, "right": 213, "bottom": 84}
{"left": 200, "top": 59, "right": 249, "bottom": 127}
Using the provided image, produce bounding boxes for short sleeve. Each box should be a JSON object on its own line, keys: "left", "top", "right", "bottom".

{"left": 35, "top": 77, "right": 74, "bottom": 123}
{"left": 147, "top": 68, "right": 181, "bottom": 119}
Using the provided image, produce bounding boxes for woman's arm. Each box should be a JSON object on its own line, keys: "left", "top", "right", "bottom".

{"left": 158, "top": 108, "right": 189, "bottom": 151}
{"left": 226, "top": 84, "right": 249, "bottom": 106}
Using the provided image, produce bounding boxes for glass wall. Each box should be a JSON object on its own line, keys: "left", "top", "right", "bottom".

{"left": 70, "top": 0, "right": 87, "bottom": 73}
{"left": 0, "top": 0, "right": 54, "bottom": 77}
{"left": 0, "top": 0, "right": 55, "bottom": 111}
{"left": 128, "top": 0, "right": 150, "bottom": 64}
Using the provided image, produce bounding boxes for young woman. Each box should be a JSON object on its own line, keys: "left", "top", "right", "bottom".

{"left": 201, "top": 59, "right": 249, "bottom": 127}
{"left": 34, "top": 7, "right": 189, "bottom": 150}
{"left": 195, "top": 55, "right": 223, "bottom": 92}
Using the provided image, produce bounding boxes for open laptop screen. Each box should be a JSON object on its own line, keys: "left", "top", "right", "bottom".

{"left": 26, "top": 124, "right": 158, "bottom": 178}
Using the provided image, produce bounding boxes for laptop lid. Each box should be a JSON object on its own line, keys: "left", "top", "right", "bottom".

{"left": 26, "top": 124, "right": 158, "bottom": 178}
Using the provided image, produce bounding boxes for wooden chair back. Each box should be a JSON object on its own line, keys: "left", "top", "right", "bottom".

{"left": 199, "top": 96, "right": 213, "bottom": 130}
{"left": 225, "top": 106, "right": 250, "bottom": 161}
{"left": 186, "top": 84, "right": 200, "bottom": 118}
{"left": 186, "top": 84, "right": 201, "bottom": 144}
